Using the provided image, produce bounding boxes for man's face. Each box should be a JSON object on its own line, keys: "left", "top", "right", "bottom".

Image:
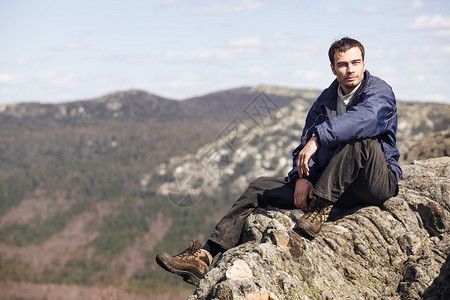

{"left": 330, "top": 47, "right": 365, "bottom": 94}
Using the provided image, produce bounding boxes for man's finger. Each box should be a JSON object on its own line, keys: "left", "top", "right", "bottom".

{"left": 297, "top": 155, "right": 303, "bottom": 176}
{"left": 302, "top": 160, "right": 309, "bottom": 176}
{"left": 295, "top": 193, "right": 305, "bottom": 210}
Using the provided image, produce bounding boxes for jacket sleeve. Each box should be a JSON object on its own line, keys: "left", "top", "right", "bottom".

{"left": 287, "top": 100, "right": 324, "bottom": 183}
{"left": 315, "top": 79, "right": 396, "bottom": 148}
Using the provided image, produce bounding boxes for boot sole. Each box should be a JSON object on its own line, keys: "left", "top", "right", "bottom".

{"left": 155, "top": 254, "right": 202, "bottom": 286}
{"left": 294, "top": 219, "right": 317, "bottom": 238}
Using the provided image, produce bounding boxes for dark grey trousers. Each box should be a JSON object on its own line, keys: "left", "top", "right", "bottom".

{"left": 208, "top": 138, "right": 398, "bottom": 250}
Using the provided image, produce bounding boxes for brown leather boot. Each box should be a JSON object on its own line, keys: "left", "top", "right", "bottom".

{"left": 155, "top": 240, "right": 213, "bottom": 286}
{"left": 294, "top": 197, "right": 333, "bottom": 238}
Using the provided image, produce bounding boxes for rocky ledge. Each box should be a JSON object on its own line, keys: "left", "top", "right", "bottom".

{"left": 188, "top": 157, "right": 450, "bottom": 300}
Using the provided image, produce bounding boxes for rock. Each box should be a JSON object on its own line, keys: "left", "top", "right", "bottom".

{"left": 188, "top": 157, "right": 450, "bottom": 299}
{"left": 226, "top": 259, "right": 253, "bottom": 280}
{"left": 400, "top": 129, "right": 450, "bottom": 164}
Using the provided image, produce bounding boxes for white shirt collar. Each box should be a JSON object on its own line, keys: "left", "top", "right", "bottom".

{"left": 336, "top": 81, "right": 362, "bottom": 116}
{"left": 337, "top": 82, "right": 361, "bottom": 105}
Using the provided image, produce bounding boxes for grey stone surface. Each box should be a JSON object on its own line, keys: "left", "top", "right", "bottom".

{"left": 188, "top": 157, "right": 450, "bottom": 300}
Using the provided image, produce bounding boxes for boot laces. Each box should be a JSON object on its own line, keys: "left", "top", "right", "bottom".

{"left": 304, "top": 199, "right": 330, "bottom": 223}
{"left": 174, "top": 240, "right": 201, "bottom": 259}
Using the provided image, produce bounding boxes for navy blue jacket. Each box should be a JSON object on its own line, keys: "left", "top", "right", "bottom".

{"left": 287, "top": 70, "right": 402, "bottom": 184}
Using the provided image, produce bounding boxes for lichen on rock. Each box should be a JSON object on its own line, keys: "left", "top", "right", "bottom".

{"left": 188, "top": 157, "right": 450, "bottom": 300}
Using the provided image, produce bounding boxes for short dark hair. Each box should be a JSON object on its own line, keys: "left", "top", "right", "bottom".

{"left": 328, "top": 37, "right": 365, "bottom": 65}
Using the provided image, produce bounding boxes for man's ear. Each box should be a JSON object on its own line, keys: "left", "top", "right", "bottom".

{"left": 330, "top": 63, "right": 336, "bottom": 75}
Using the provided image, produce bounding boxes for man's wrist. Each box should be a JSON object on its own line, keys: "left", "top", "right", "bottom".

{"left": 311, "top": 132, "right": 320, "bottom": 147}
{"left": 297, "top": 177, "right": 311, "bottom": 184}
{"left": 310, "top": 135, "right": 319, "bottom": 148}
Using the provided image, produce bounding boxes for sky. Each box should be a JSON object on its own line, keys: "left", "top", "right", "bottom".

{"left": 1, "top": 0, "right": 450, "bottom": 105}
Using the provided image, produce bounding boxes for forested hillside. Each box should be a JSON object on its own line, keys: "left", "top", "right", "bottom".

{"left": 0, "top": 86, "right": 318, "bottom": 298}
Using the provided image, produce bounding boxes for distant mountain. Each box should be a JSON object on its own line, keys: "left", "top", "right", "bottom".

{"left": 0, "top": 85, "right": 449, "bottom": 300}
{"left": 0, "top": 86, "right": 319, "bottom": 121}
{"left": 0, "top": 90, "right": 175, "bottom": 120}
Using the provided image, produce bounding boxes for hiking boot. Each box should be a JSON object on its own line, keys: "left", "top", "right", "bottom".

{"left": 294, "top": 197, "right": 333, "bottom": 238}
{"left": 155, "top": 240, "right": 213, "bottom": 286}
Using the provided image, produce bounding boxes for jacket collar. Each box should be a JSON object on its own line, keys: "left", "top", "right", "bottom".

{"left": 352, "top": 70, "right": 370, "bottom": 105}
{"left": 318, "top": 70, "right": 370, "bottom": 108}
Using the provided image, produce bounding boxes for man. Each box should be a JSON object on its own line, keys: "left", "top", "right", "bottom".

{"left": 155, "top": 37, "right": 401, "bottom": 286}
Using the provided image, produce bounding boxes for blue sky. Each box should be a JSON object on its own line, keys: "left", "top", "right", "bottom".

{"left": 1, "top": 0, "right": 450, "bottom": 104}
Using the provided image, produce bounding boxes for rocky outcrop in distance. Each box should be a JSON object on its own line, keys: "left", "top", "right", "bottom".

{"left": 154, "top": 97, "right": 450, "bottom": 204}
{"left": 188, "top": 157, "right": 450, "bottom": 300}
{"left": 400, "top": 129, "right": 450, "bottom": 164}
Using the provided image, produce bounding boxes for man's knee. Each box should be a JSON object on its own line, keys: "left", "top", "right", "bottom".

{"left": 337, "top": 138, "right": 383, "bottom": 162}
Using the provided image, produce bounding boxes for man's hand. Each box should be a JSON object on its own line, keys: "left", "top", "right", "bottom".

{"left": 296, "top": 136, "right": 319, "bottom": 176}
{"left": 294, "top": 178, "right": 313, "bottom": 211}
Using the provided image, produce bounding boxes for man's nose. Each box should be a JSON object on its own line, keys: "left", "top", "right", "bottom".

{"left": 347, "top": 65, "right": 355, "bottom": 73}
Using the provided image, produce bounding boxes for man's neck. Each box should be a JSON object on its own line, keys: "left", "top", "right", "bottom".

{"left": 336, "top": 81, "right": 362, "bottom": 116}
{"left": 340, "top": 85, "right": 356, "bottom": 95}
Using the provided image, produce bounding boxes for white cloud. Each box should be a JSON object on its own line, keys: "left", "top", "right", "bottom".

{"left": 0, "top": 74, "right": 14, "bottom": 83}
{"left": 36, "top": 72, "right": 75, "bottom": 85}
{"left": 229, "top": 36, "right": 262, "bottom": 47}
{"left": 37, "top": 71, "right": 57, "bottom": 81}
{"left": 434, "top": 29, "right": 450, "bottom": 37}
{"left": 442, "top": 45, "right": 450, "bottom": 55}
{"left": 380, "top": 66, "right": 396, "bottom": 75}
{"left": 269, "top": 32, "right": 293, "bottom": 40}
{"left": 293, "top": 69, "right": 322, "bottom": 80}
{"left": 166, "top": 73, "right": 202, "bottom": 88}
{"left": 272, "top": 43, "right": 316, "bottom": 59}
{"left": 0, "top": 88, "right": 12, "bottom": 96}
{"left": 366, "top": 48, "right": 398, "bottom": 60}
{"left": 414, "top": 74, "right": 426, "bottom": 82}
{"left": 89, "top": 32, "right": 315, "bottom": 65}
{"left": 410, "top": 14, "right": 450, "bottom": 30}
{"left": 411, "top": 0, "right": 425, "bottom": 11}
{"left": 89, "top": 46, "right": 262, "bottom": 63}
{"left": 190, "top": 0, "right": 265, "bottom": 14}
{"left": 10, "top": 56, "right": 50, "bottom": 66}
{"left": 361, "top": 4, "right": 379, "bottom": 14}
{"left": 409, "top": 43, "right": 450, "bottom": 58}
{"left": 249, "top": 67, "right": 269, "bottom": 77}
{"left": 17, "top": 57, "right": 30, "bottom": 65}
{"left": 325, "top": 5, "right": 340, "bottom": 14}
{"left": 159, "top": 0, "right": 178, "bottom": 5}
{"left": 169, "top": 47, "right": 260, "bottom": 60}
{"left": 391, "top": 0, "right": 425, "bottom": 15}
{"left": 52, "top": 42, "right": 88, "bottom": 51}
